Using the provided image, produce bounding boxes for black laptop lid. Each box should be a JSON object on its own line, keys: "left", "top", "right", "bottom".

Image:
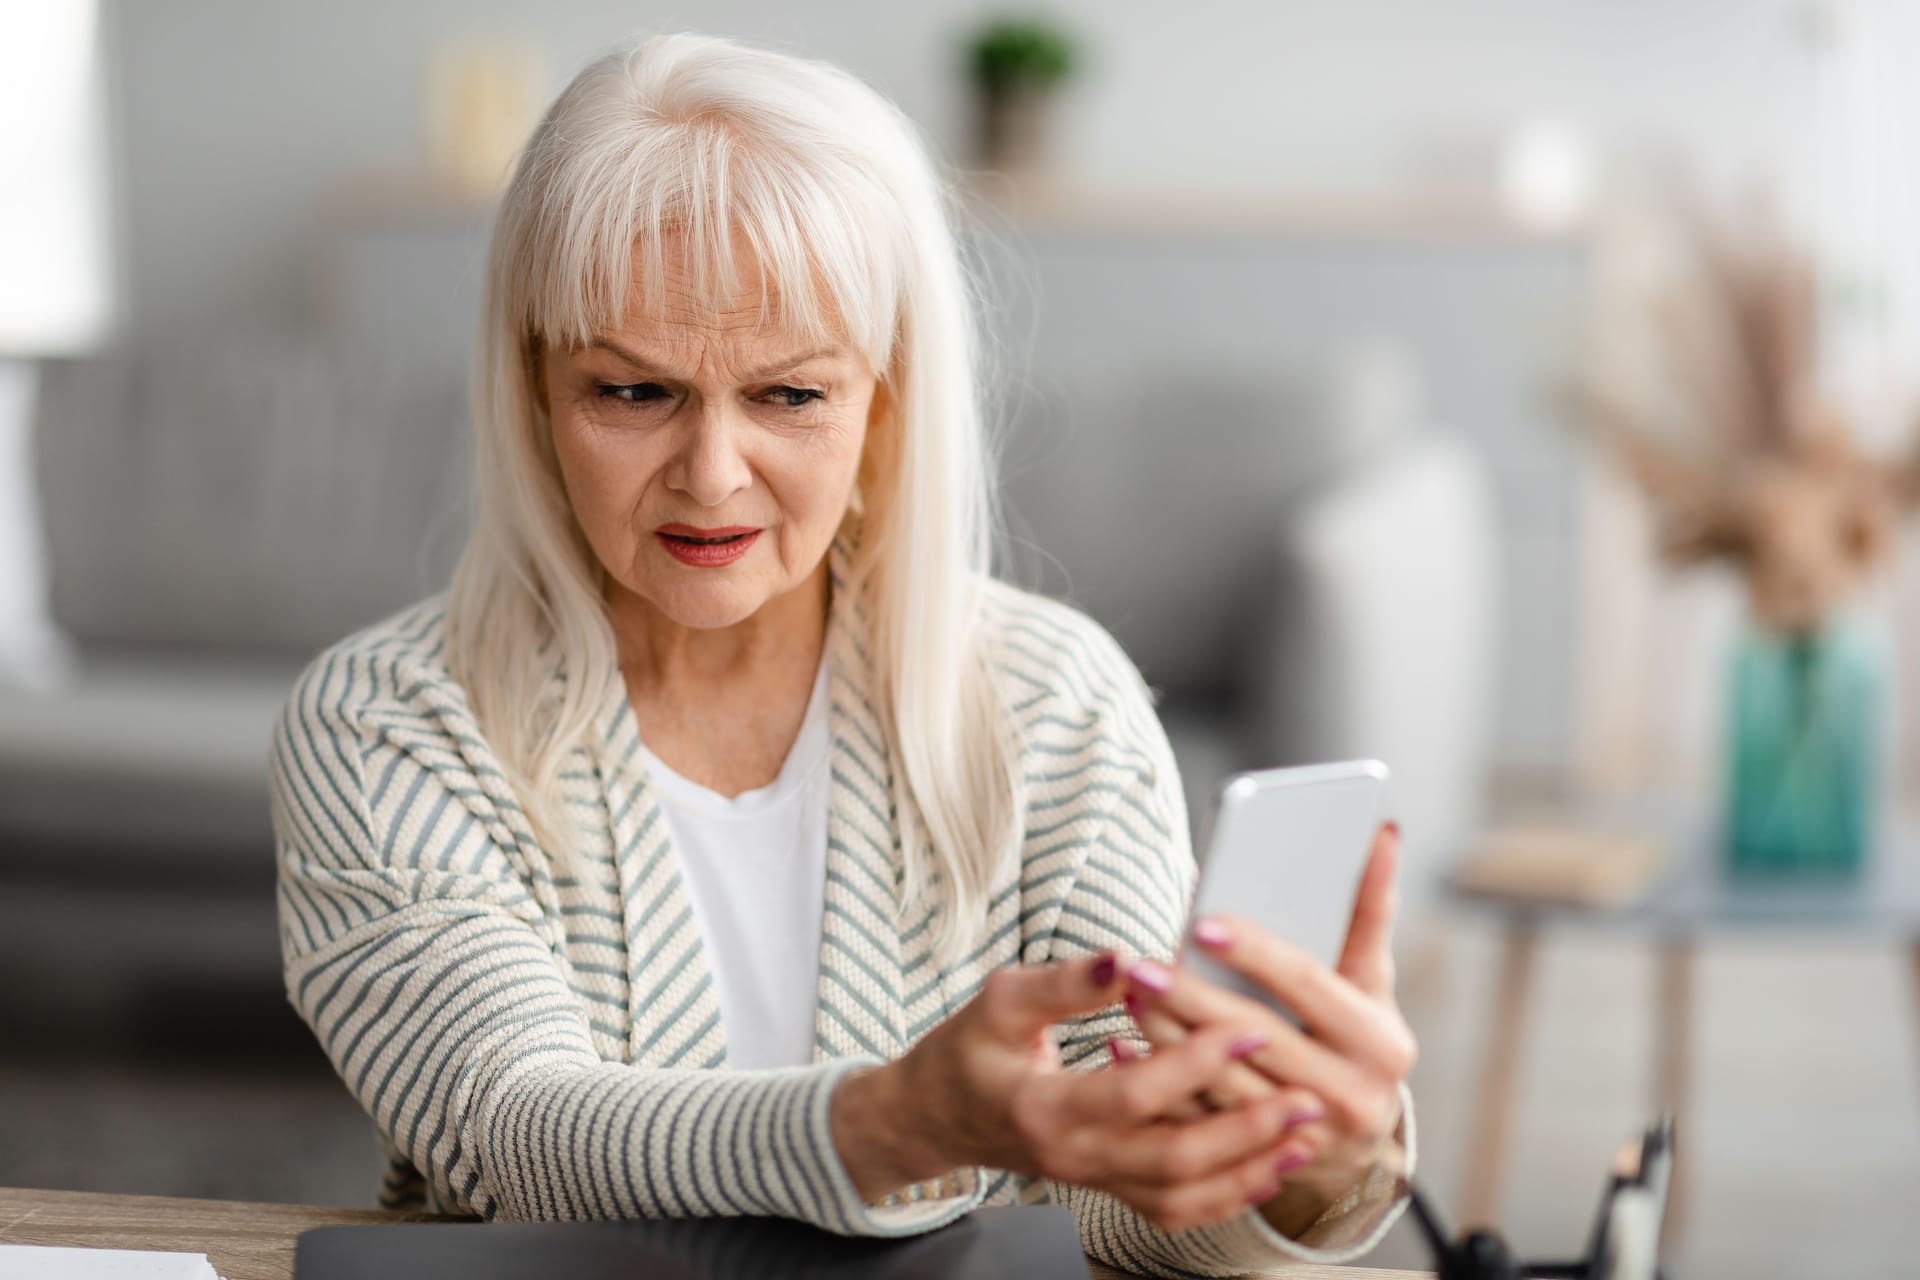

{"left": 295, "top": 1206, "right": 1091, "bottom": 1280}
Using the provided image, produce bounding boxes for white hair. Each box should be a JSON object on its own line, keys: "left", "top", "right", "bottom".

{"left": 445, "top": 32, "right": 1016, "bottom": 954}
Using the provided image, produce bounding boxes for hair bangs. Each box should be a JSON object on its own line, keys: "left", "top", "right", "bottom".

{"left": 522, "top": 115, "right": 905, "bottom": 373}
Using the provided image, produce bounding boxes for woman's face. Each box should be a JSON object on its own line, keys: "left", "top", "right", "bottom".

{"left": 541, "top": 249, "right": 880, "bottom": 633}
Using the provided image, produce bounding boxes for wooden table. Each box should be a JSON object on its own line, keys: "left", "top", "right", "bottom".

{"left": 0, "top": 1187, "right": 1432, "bottom": 1280}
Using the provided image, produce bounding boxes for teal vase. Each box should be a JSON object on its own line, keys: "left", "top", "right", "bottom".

{"left": 1725, "top": 617, "right": 1885, "bottom": 878}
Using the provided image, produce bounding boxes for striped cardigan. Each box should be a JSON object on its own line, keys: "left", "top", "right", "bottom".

{"left": 269, "top": 539, "right": 1414, "bottom": 1276}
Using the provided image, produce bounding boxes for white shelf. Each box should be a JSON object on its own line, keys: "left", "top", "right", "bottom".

{"left": 326, "top": 168, "right": 1589, "bottom": 246}
{"left": 959, "top": 173, "right": 1589, "bottom": 243}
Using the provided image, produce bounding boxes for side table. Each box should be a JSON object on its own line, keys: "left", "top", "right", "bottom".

{"left": 1447, "top": 794, "right": 1920, "bottom": 1247}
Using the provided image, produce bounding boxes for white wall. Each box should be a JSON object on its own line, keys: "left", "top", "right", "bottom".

{"left": 1045, "top": 0, "right": 1815, "bottom": 200}
{"left": 108, "top": 0, "right": 1817, "bottom": 332}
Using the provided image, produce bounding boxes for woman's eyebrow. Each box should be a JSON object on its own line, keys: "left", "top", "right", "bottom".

{"left": 582, "top": 338, "right": 681, "bottom": 374}
{"left": 583, "top": 338, "right": 844, "bottom": 380}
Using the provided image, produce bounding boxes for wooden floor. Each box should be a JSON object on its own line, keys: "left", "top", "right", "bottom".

{"left": 2, "top": 907, "right": 1915, "bottom": 1279}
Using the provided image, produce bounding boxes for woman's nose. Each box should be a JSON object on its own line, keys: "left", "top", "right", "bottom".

{"left": 665, "top": 404, "right": 753, "bottom": 507}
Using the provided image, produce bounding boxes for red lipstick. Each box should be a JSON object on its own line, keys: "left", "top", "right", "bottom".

{"left": 654, "top": 524, "right": 761, "bottom": 567}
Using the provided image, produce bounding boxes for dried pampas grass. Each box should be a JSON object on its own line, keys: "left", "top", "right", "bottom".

{"left": 1573, "top": 199, "right": 1919, "bottom": 633}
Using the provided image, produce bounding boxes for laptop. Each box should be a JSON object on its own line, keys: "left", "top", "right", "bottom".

{"left": 295, "top": 1205, "right": 1091, "bottom": 1280}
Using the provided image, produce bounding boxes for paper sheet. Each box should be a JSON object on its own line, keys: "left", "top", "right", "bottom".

{"left": 0, "top": 1245, "right": 223, "bottom": 1279}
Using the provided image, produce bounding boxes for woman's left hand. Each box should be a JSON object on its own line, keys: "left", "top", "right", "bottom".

{"left": 1121, "top": 822, "right": 1417, "bottom": 1234}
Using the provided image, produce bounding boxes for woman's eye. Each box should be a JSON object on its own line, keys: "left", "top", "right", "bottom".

{"left": 596, "top": 382, "right": 670, "bottom": 404}
{"left": 763, "top": 386, "right": 824, "bottom": 409}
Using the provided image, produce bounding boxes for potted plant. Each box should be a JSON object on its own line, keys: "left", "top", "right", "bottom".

{"left": 1576, "top": 202, "right": 1918, "bottom": 877}
{"left": 967, "top": 17, "right": 1076, "bottom": 177}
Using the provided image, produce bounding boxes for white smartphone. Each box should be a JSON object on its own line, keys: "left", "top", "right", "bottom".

{"left": 1181, "top": 759, "right": 1392, "bottom": 1017}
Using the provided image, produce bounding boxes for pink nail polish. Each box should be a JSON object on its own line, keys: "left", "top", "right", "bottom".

{"left": 1192, "top": 918, "right": 1232, "bottom": 950}
{"left": 1128, "top": 959, "right": 1173, "bottom": 994}
{"left": 1275, "top": 1149, "right": 1312, "bottom": 1174}
{"left": 1245, "top": 1181, "right": 1282, "bottom": 1205}
{"left": 1090, "top": 951, "right": 1117, "bottom": 986}
{"left": 1226, "top": 1031, "right": 1268, "bottom": 1060}
{"left": 1281, "top": 1106, "right": 1324, "bottom": 1130}
{"left": 1108, "top": 1036, "right": 1136, "bottom": 1063}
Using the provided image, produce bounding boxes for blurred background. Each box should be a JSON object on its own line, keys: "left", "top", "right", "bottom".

{"left": 3, "top": 2, "right": 1918, "bottom": 1276}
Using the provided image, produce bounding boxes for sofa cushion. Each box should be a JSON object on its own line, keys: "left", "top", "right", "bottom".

{"left": 33, "top": 329, "right": 471, "bottom": 655}
{"left": 1246, "top": 431, "right": 1498, "bottom": 889}
{"left": 987, "top": 229, "right": 1421, "bottom": 697}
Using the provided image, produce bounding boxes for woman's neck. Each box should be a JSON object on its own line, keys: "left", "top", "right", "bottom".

{"left": 610, "top": 562, "right": 829, "bottom": 692}
{"left": 607, "top": 563, "right": 830, "bottom": 796}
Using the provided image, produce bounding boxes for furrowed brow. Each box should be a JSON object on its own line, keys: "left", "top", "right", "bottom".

{"left": 742, "top": 347, "right": 845, "bottom": 380}
{"left": 582, "top": 340, "right": 845, "bottom": 382}
{"left": 583, "top": 338, "right": 680, "bottom": 374}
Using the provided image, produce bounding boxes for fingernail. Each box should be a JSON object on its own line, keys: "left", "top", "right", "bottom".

{"left": 1191, "top": 918, "right": 1232, "bottom": 950}
{"left": 1090, "top": 951, "right": 1117, "bottom": 987}
{"left": 1281, "top": 1106, "right": 1324, "bottom": 1130}
{"left": 1127, "top": 959, "right": 1173, "bottom": 994}
{"left": 1123, "top": 991, "right": 1143, "bottom": 1018}
{"left": 1245, "top": 1181, "right": 1282, "bottom": 1205}
{"left": 1275, "top": 1149, "right": 1313, "bottom": 1174}
{"left": 1226, "top": 1031, "right": 1268, "bottom": 1060}
{"left": 1383, "top": 820, "right": 1401, "bottom": 839}
{"left": 1108, "top": 1036, "right": 1136, "bottom": 1063}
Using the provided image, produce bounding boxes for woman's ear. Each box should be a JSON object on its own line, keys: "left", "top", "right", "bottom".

{"left": 854, "top": 374, "right": 899, "bottom": 524}
{"left": 528, "top": 335, "right": 550, "bottom": 408}
{"left": 865, "top": 373, "right": 894, "bottom": 439}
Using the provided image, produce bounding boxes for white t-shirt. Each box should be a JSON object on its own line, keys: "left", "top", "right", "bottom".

{"left": 637, "top": 659, "right": 830, "bottom": 1071}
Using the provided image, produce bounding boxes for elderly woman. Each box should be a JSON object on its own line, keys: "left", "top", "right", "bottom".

{"left": 269, "top": 32, "right": 1416, "bottom": 1277}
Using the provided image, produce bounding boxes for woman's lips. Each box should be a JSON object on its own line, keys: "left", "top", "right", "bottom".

{"left": 654, "top": 525, "right": 761, "bottom": 567}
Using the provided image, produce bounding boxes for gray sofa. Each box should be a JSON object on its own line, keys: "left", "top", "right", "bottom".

{"left": 0, "top": 335, "right": 473, "bottom": 1024}
{"left": 8, "top": 331, "right": 470, "bottom": 866}
{"left": 1, "top": 228, "right": 1498, "bottom": 1003}
{"left": 988, "top": 227, "right": 1498, "bottom": 882}
{"left": 995, "top": 345, "right": 1496, "bottom": 883}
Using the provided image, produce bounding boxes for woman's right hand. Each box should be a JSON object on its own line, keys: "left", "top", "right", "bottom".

{"left": 829, "top": 951, "right": 1326, "bottom": 1233}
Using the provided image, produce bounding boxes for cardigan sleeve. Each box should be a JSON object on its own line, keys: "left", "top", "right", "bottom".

{"left": 1032, "top": 681, "right": 1416, "bottom": 1275}
{"left": 268, "top": 651, "right": 984, "bottom": 1234}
